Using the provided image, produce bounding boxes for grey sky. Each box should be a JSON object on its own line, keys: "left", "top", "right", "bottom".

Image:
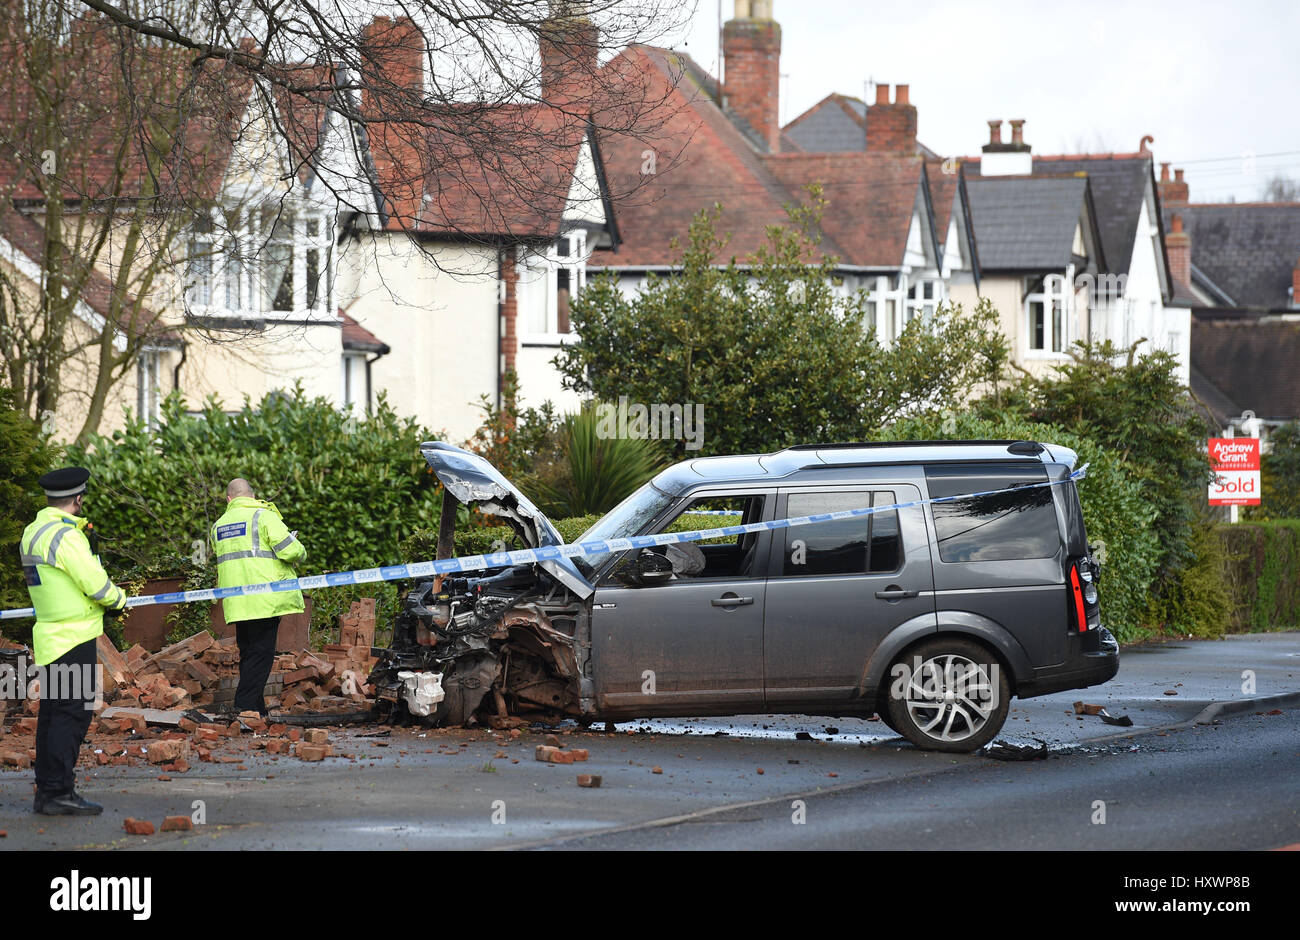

{"left": 658, "top": 0, "right": 1300, "bottom": 203}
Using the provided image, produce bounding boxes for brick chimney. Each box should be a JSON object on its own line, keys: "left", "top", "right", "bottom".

{"left": 1166, "top": 213, "right": 1191, "bottom": 291}
{"left": 865, "top": 83, "right": 917, "bottom": 153}
{"left": 723, "top": 0, "right": 782, "bottom": 152}
{"left": 540, "top": 1, "right": 599, "bottom": 107}
{"left": 1158, "top": 163, "right": 1189, "bottom": 206}
{"left": 1292, "top": 256, "right": 1300, "bottom": 309}
{"left": 980, "top": 117, "right": 1031, "bottom": 176}
{"left": 359, "top": 16, "right": 425, "bottom": 115}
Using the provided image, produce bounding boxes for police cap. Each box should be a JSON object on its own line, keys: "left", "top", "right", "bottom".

{"left": 38, "top": 466, "right": 91, "bottom": 498}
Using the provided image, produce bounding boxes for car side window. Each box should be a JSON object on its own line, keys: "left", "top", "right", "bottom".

{"left": 780, "top": 491, "right": 901, "bottom": 576}
{"left": 600, "top": 494, "right": 766, "bottom": 586}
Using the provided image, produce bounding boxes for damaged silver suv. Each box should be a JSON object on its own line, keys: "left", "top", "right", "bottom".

{"left": 369, "top": 440, "right": 1118, "bottom": 752}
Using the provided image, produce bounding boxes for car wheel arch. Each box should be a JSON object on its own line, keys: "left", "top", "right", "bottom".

{"left": 860, "top": 611, "right": 1034, "bottom": 706}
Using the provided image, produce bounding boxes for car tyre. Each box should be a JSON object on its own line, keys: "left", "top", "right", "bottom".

{"left": 885, "top": 638, "right": 1010, "bottom": 753}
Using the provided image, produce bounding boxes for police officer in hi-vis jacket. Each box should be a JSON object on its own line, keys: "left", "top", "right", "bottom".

{"left": 210, "top": 479, "right": 306, "bottom": 716}
{"left": 20, "top": 467, "right": 127, "bottom": 816}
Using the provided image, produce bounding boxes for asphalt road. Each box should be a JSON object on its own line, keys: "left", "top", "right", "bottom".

{"left": 1, "top": 632, "right": 1297, "bottom": 851}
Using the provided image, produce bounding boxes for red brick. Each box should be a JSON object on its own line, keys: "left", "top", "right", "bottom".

{"left": 296, "top": 743, "right": 329, "bottom": 761}
{"left": 178, "top": 717, "right": 198, "bottom": 733}
{"left": 287, "top": 727, "right": 302, "bottom": 742}
{"left": 146, "top": 739, "right": 190, "bottom": 764}
{"left": 305, "top": 728, "right": 329, "bottom": 744}
{"left": 123, "top": 818, "right": 154, "bottom": 835}
{"left": 534, "top": 745, "right": 574, "bottom": 764}
{"left": 568, "top": 748, "right": 589, "bottom": 762}
{"left": 576, "top": 774, "right": 602, "bottom": 788}
{"left": 160, "top": 815, "right": 192, "bottom": 832}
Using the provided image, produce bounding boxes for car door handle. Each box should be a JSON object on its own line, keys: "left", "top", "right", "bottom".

{"left": 711, "top": 595, "right": 754, "bottom": 607}
{"left": 875, "top": 588, "right": 919, "bottom": 600}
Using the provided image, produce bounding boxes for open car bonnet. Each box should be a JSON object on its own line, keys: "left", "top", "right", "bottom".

{"left": 419, "top": 441, "right": 593, "bottom": 599}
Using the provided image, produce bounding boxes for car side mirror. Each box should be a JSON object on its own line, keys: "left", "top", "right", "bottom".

{"left": 633, "top": 550, "right": 674, "bottom": 586}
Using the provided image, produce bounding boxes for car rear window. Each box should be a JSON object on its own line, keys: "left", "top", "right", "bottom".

{"left": 925, "top": 464, "right": 1061, "bottom": 562}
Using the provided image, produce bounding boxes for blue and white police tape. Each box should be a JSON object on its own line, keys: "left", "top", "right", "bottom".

{"left": 0, "top": 465, "right": 1086, "bottom": 621}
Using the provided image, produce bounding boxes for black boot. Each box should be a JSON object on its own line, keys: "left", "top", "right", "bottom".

{"left": 35, "top": 790, "right": 104, "bottom": 816}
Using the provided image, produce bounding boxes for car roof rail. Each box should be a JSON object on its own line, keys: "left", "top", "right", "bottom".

{"left": 782, "top": 440, "right": 1045, "bottom": 455}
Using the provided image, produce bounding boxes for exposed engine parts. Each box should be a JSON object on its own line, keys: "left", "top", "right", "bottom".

{"left": 369, "top": 565, "right": 584, "bottom": 727}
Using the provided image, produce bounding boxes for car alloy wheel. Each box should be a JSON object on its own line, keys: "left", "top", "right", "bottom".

{"left": 886, "top": 638, "right": 1010, "bottom": 753}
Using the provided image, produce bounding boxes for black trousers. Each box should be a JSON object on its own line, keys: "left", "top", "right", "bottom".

{"left": 35, "top": 637, "right": 99, "bottom": 797}
{"left": 234, "top": 616, "right": 280, "bottom": 715}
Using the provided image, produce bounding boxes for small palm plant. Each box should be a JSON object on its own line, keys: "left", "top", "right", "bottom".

{"left": 525, "top": 403, "right": 667, "bottom": 519}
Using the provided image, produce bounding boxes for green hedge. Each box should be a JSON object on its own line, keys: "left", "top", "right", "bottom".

{"left": 1217, "top": 521, "right": 1300, "bottom": 632}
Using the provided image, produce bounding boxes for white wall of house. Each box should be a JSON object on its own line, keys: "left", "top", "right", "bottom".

{"left": 334, "top": 232, "right": 499, "bottom": 442}
{"left": 1089, "top": 197, "right": 1190, "bottom": 385}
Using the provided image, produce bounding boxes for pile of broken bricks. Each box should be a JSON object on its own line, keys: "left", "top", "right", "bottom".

{"left": 0, "top": 703, "right": 348, "bottom": 774}
{"left": 91, "top": 597, "right": 381, "bottom": 714}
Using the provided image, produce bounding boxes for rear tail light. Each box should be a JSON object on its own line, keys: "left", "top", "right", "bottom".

{"left": 1069, "top": 564, "right": 1089, "bottom": 632}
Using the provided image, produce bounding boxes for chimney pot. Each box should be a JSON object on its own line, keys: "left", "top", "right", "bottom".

{"left": 1160, "top": 162, "right": 1170, "bottom": 182}
{"left": 1174, "top": 168, "right": 1184, "bottom": 183}
{"left": 1171, "top": 213, "right": 1183, "bottom": 234}
{"left": 1009, "top": 119, "right": 1025, "bottom": 146}
{"left": 987, "top": 120, "right": 1003, "bottom": 146}
{"left": 865, "top": 82, "right": 917, "bottom": 153}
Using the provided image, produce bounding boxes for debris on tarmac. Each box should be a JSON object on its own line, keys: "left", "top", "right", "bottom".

{"left": 985, "top": 739, "right": 1050, "bottom": 761}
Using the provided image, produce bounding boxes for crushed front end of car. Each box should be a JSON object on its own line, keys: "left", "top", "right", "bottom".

{"left": 368, "top": 443, "right": 595, "bottom": 728}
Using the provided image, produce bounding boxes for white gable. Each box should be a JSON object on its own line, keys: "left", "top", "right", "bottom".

{"left": 562, "top": 132, "right": 606, "bottom": 229}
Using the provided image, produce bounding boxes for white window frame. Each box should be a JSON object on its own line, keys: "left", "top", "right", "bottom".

{"left": 136, "top": 348, "right": 163, "bottom": 428}
{"left": 184, "top": 201, "right": 333, "bottom": 321}
{"left": 905, "top": 275, "right": 944, "bottom": 328}
{"left": 862, "top": 274, "right": 906, "bottom": 346}
{"left": 517, "top": 229, "right": 588, "bottom": 345}
{"left": 1025, "top": 273, "right": 1070, "bottom": 357}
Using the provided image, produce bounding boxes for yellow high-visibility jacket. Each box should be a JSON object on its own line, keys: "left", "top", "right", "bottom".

{"left": 20, "top": 507, "right": 126, "bottom": 665}
{"left": 211, "top": 497, "right": 306, "bottom": 623}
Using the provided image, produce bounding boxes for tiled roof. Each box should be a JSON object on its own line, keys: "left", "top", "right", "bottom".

{"left": 594, "top": 45, "right": 817, "bottom": 267}
{"left": 1191, "top": 317, "right": 1300, "bottom": 422}
{"left": 339, "top": 311, "right": 390, "bottom": 354}
{"left": 764, "top": 152, "right": 926, "bottom": 267}
{"left": 0, "top": 209, "right": 173, "bottom": 343}
{"left": 594, "top": 46, "right": 922, "bottom": 270}
{"left": 781, "top": 93, "right": 939, "bottom": 158}
{"left": 783, "top": 94, "right": 867, "bottom": 152}
{"left": 964, "top": 175, "right": 1091, "bottom": 272}
{"left": 1163, "top": 204, "right": 1300, "bottom": 311}
{"left": 964, "top": 153, "right": 1153, "bottom": 279}
{"left": 372, "top": 102, "right": 593, "bottom": 239}
{"left": 1189, "top": 364, "right": 1243, "bottom": 429}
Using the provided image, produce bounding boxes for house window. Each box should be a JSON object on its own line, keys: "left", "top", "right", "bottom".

{"left": 862, "top": 275, "right": 904, "bottom": 346}
{"left": 186, "top": 204, "right": 332, "bottom": 318}
{"left": 906, "top": 277, "right": 943, "bottom": 326}
{"left": 1026, "top": 274, "right": 1068, "bottom": 354}
{"left": 136, "top": 350, "right": 161, "bottom": 428}
{"left": 519, "top": 229, "right": 588, "bottom": 340}
{"left": 185, "top": 218, "right": 213, "bottom": 308}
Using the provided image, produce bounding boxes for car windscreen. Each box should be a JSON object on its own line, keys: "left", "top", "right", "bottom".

{"left": 572, "top": 481, "right": 676, "bottom": 577}
{"left": 925, "top": 463, "right": 1061, "bottom": 562}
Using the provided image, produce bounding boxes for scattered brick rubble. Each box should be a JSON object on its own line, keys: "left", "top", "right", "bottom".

{"left": 0, "top": 599, "right": 383, "bottom": 772}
